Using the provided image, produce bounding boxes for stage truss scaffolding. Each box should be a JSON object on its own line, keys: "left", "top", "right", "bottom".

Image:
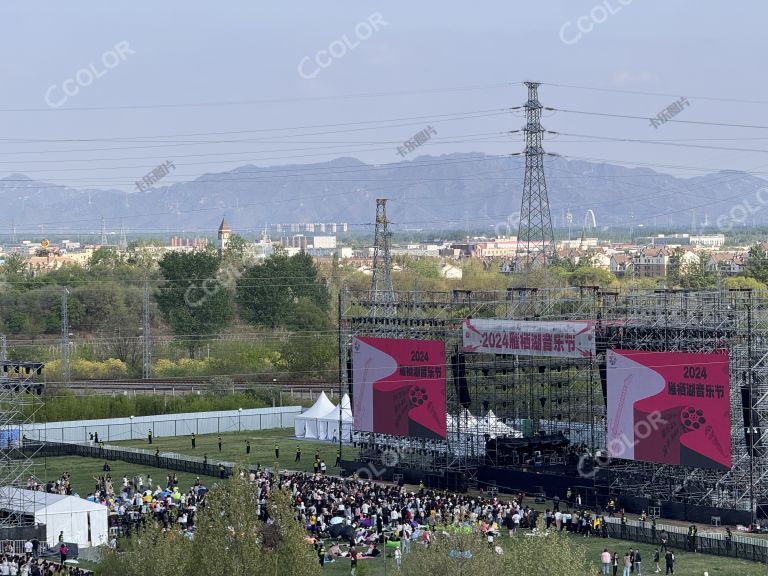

{"left": 340, "top": 287, "right": 768, "bottom": 517}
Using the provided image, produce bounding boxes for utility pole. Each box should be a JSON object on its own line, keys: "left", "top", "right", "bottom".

{"left": 369, "top": 198, "right": 396, "bottom": 317}
{"left": 516, "top": 82, "right": 554, "bottom": 270}
{"left": 143, "top": 280, "right": 152, "bottom": 379}
{"left": 61, "top": 288, "right": 70, "bottom": 384}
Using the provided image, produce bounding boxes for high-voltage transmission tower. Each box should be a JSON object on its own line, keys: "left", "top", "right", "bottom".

{"left": 100, "top": 216, "right": 107, "bottom": 246}
{"left": 369, "top": 198, "right": 396, "bottom": 317}
{"left": 60, "top": 288, "right": 70, "bottom": 384}
{"left": 142, "top": 281, "right": 152, "bottom": 379}
{"left": 515, "top": 81, "right": 555, "bottom": 270}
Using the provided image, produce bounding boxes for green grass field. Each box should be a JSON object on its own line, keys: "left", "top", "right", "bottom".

{"left": 115, "top": 428, "right": 343, "bottom": 476}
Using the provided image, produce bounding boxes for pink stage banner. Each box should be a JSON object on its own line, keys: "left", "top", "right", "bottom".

{"left": 606, "top": 349, "right": 731, "bottom": 470}
{"left": 352, "top": 337, "right": 447, "bottom": 439}
{"left": 462, "top": 318, "right": 595, "bottom": 358}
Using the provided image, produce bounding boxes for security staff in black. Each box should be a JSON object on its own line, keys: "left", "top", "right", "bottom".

{"left": 274, "top": 442, "right": 279, "bottom": 459}
{"left": 295, "top": 445, "right": 301, "bottom": 462}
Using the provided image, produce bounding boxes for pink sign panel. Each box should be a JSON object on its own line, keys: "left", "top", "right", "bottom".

{"left": 606, "top": 349, "right": 731, "bottom": 470}
{"left": 352, "top": 337, "right": 447, "bottom": 439}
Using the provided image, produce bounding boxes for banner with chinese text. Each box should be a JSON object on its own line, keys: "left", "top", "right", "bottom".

{"left": 352, "top": 337, "right": 447, "bottom": 439}
{"left": 462, "top": 318, "right": 595, "bottom": 358}
{"left": 606, "top": 349, "right": 731, "bottom": 470}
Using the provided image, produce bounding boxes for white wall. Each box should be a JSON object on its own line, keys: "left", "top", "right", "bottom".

{"left": 24, "top": 406, "right": 301, "bottom": 443}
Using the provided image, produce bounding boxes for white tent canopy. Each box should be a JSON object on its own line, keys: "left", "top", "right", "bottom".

{"left": 294, "top": 392, "right": 336, "bottom": 439}
{"left": 0, "top": 488, "right": 108, "bottom": 547}
{"left": 319, "top": 394, "right": 354, "bottom": 442}
{"left": 480, "top": 410, "right": 522, "bottom": 438}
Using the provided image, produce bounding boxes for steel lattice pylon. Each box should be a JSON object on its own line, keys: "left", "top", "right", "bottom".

{"left": 516, "top": 81, "right": 554, "bottom": 270}
{"left": 369, "top": 198, "right": 396, "bottom": 317}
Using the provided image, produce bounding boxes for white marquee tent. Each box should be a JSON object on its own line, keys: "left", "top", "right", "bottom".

{"left": 319, "top": 393, "right": 354, "bottom": 442}
{"left": 294, "top": 392, "right": 336, "bottom": 439}
{"left": 0, "top": 488, "right": 108, "bottom": 547}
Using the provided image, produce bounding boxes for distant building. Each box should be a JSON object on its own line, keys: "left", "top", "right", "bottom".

{"left": 218, "top": 217, "right": 232, "bottom": 255}
{"left": 632, "top": 248, "right": 669, "bottom": 278}
{"left": 636, "top": 233, "right": 725, "bottom": 248}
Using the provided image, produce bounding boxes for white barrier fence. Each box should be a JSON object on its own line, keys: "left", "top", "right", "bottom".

{"left": 24, "top": 406, "right": 301, "bottom": 443}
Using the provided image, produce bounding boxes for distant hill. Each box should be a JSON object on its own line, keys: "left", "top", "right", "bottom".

{"left": 2, "top": 154, "right": 766, "bottom": 236}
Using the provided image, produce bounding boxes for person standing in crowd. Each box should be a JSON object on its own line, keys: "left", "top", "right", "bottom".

{"left": 601, "top": 548, "right": 612, "bottom": 575}
{"left": 394, "top": 547, "right": 401, "bottom": 568}
{"left": 349, "top": 546, "right": 358, "bottom": 576}
{"left": 295, "top": 445, "right": 302, "bottom": 463}
{"left": 147, "top": 429, "right": 153, "bottom": 445}
{"left": 274, "top": 442, "right": 279, "bottom": 459}
{"left": 612, "top": 552, "right": 619, "bottom": 576}
{"left": 659, "top": 530, "right": 668, "bottom": 552}
{"left": 245, "top": 440, "right": 251, "bottom": 455}
{"left": 653, "top": 548, "right": 660, "bottom": 573}
{"left": 629, "top": 549, "right": 635, "bottom": 574}
{"left": 59, "top": 542, "right": 69, "bottom": 564}
{"left": 634, "top": 548, "right": 642, "bottom": 576}
{"left": 664, "top": 550, "right": 675, "bottom": 575}
{"left": 217, "top": 435, "right": 222, "bottom": 452}
{"left": 623, "top": 551, "right": 632, "bottom": 576}
{"left": 191, "top": 433, "right": 196, "bottom": 449}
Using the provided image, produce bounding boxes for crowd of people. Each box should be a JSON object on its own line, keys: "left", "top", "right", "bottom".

{"left": 0, "top": 552, "right": 91, "bottom": 575}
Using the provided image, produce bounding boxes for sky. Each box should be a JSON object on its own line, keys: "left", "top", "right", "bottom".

{"left": 0, "top": 0, "right": 766, "bottom": 194}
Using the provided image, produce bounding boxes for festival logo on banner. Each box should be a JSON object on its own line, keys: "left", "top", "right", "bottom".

{"left": 462, "top": 318, "right": 595, "bottom": 358}
{"left": 606, "top": 349, "right": 731, "bottom": 470}
{"left": 352, "top": 337, "right": 447, "bottom": 439}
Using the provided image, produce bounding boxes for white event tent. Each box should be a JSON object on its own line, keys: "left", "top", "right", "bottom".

{"left": 319, "top": 393, "right": 354, "bottom": 442}
{"left": 294, "top": 392, "right": 336, "bottom": 440}
{"left": 0, "top": 488, "right": 108, "bottom": 547}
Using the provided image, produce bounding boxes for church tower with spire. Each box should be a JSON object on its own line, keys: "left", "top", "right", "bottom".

{"left": 218, "top": 216, "right": 231, "bottom": 256}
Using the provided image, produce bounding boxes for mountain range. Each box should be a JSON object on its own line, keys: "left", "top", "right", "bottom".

{"left": 1, "top": 153, "right": 767, "bottom": 237}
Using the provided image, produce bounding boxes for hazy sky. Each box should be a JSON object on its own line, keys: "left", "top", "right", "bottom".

{"left": 1, "top": 1, "right": 766, "bottom": 192}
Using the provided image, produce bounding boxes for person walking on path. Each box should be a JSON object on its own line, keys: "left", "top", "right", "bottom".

{"left": 191, "top": 433, "right": 196, "bottom": 449}
{"left": 217, "top": 435, "right": 222, "bottom": 452}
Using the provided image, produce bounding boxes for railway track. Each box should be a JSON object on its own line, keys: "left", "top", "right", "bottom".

{"left": 60, "top": 379, "right": 338, "bottom": 397}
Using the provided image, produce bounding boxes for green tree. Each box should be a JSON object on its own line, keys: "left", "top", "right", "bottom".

{"left": 156, "top": 250, "right": 233, "bottom": 357}
{"left": 667, "top": 247, "right": 685, "bottom": 287}
{"left": 723, "top": 276, "right": 767, "bottom": 291}
{"left": 237, "top": 252, "right": 330, "bottom": 328}
{"left": 680, "top": 253, "right": 716, "bottom": 289}
{"left": 744, "top": 244, "right": 768, "bottom": 284}
{"left": 223, "top": 233, "right": 249, "bottom": 263}
{"left": 402, "top": 529, "right": 591, "bottom": 576}
{"left": 99, "top": 519, "right": 192, "bottom": 576}
{"left": 401, "top": 529, "right": 506, "bottom": 576}
{"left": 567, "top": 266, "right": 617, "bottom": 288}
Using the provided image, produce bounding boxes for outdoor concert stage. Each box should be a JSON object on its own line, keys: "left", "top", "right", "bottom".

{"left": 340, "top": 288, "right": 768, "bottom": 524}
